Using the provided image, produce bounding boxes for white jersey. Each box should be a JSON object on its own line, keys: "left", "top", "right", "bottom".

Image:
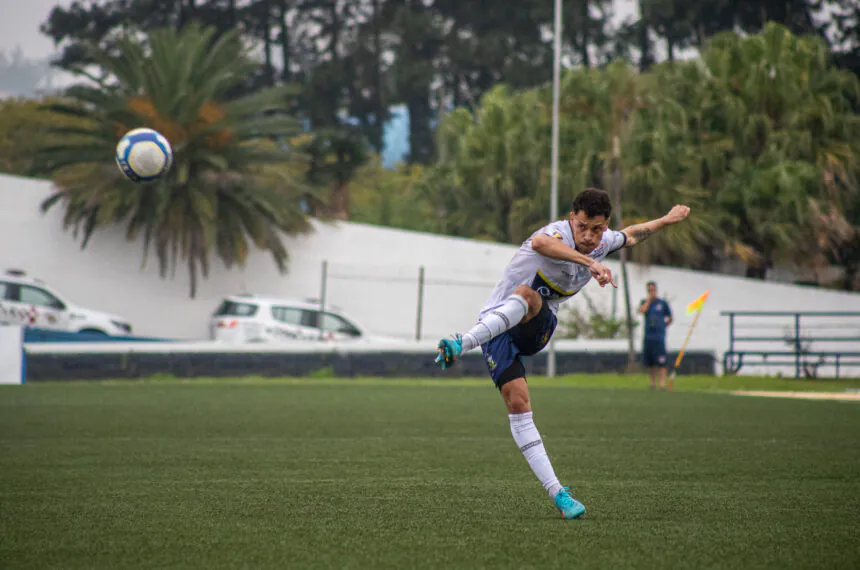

{"left": 480, "top": 220, "right": 627, "bottom": 317}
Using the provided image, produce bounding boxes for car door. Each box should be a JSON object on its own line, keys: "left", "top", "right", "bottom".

{"left": 0, "top": 281, "right": 24, "bottom": 326}
{"left": 296, "top": 309, "right": 326, "bottom": 340}
{"left": 270, "top": 306, "right": 307, "bottom": 341}
{"left": 4, "top": 284, "right": 70, "bottom": 330}
{"left": 319, "top": 312, "right": 362, "bottom": 341}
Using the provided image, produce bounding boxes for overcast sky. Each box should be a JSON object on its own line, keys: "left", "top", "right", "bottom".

{"left": 0, "top": 0, "right": 72, "bottom": 60}
{"left": 0, "top": 0, "right": 660, "bottom": 98}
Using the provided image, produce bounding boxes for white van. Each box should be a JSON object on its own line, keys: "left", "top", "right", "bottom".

{"left": 209, "top": 294, "right": 403, "bottom": 344}
{"left": 0, "top": 269, "right": 134, "bottom": 335}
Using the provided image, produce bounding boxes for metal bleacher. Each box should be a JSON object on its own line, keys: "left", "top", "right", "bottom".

{"left": 721, "top": 311, "right": 860, "bottom": 378}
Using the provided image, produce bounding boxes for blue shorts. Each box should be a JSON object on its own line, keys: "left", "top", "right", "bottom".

{"left": 642, "top": 339, "right": 668, "bottom": 368}
{"left": 480, "top": 297, "right": 557, "bottom": 389}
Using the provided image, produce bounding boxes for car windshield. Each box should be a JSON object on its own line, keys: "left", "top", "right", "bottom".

{"left": 214, "top": 300, "right": 258, "bottom": 317}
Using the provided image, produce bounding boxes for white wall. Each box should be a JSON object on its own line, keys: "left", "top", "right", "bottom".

{"left": 2, "top": 174, "right": 860, "bottom": 376}
{"left": 0, "top": 325, "right": 24, "bottom": 384}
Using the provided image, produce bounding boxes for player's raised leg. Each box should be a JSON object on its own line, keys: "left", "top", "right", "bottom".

{"left": 503, "top": 377, "right": 586, "bottom": 520}
{"left": 483, "top": 292, "right": 586, "bottom": 519}
{"left": 435, "top": 285, "right": 540, "bottom": 369}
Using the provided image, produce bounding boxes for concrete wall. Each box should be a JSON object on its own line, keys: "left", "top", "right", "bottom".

{"left": 24, "top": 347, "right": 717, "bottom": 381}
{"left": 2, "top": 174, "right": 860, "bottom": 376}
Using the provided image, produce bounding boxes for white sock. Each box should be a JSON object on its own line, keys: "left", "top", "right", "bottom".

{"left": 460, "top": 294, "right": 529, "bottom": 352}
{"left": 509, "top": 412, "right": 563, "bottom": 499}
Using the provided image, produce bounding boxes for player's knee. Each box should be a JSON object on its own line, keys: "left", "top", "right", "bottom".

{"left": 502, "top": 381, "right": 531, "bottom": 414}
{"left": 513, "top": 286, "right": 542, "bottom": 319}
{"left": 506, "top": 392, "right": 531, "bottom": 414}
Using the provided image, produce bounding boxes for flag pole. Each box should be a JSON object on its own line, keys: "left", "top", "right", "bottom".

{"left": 669, "top": 290, "right": 710, "bottom": 391}
{"left": 668, "top": 309, "right": 703, "bottom": 391}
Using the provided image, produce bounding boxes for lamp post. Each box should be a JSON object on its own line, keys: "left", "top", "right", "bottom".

{"left": 547, "top": 0, "right": 562, "bottom": 378}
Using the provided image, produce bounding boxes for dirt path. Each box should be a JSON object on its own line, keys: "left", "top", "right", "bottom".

{"left": 730, "top": 390, "right": 860, "bottom": 402}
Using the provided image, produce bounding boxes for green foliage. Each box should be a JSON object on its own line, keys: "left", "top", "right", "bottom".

{"left": 349, "top": 156, "right": 432, "bottom": 230}
{"left": 699, "top": 24, "right": 860, "bottom": 277}
{"left": 299, "top": 126, "right": 368, "bottom": 220}
{"left": 36, "top": 24, "right": 313, "bottom": 298}
{"left": 419, "top": 60, "right": 722, "bottom": 266}
{"left": 0, "top": 97, "right": 85, "bottom": 178}
{"left": 557, "top": 293, "right": 639, "bottom": 340}
{"left": 27, "top": 5, "right": 860, "bottom": 290}
{"left": 415, "top": 24, "right": 860, "bottom": 290}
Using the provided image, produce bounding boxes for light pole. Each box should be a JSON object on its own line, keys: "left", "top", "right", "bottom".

{"left": 547, "top": 0, "right": 562, "bottom": 378}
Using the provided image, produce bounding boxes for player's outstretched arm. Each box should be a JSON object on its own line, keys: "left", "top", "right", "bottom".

{"left": 622, "top": 205, "right": 690, "bottom": 247}
{"left": 532, "top": 234, "right": 617, "bottom": 288}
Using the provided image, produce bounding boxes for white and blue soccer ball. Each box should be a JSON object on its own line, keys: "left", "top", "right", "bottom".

{"left": 115, "top": 128, "right": 173, "bottom": 182}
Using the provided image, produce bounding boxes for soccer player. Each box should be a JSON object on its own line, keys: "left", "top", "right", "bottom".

{"left": 638, "top": 281, "right": 673, "bottom": 390}
{"left": 434, "top": 188, "right": 690, "bottom": 519}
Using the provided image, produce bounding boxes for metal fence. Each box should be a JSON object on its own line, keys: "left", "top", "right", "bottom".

{"left": 722, "top": 311, "right": 860, "bottom": 378}
{"left": 316, "top": 260, "right": 501, "bottom": 341}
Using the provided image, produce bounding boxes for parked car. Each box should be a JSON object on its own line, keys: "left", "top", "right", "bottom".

{"left": 209, "top": 294, "right": 403, "bottom": 344}
{"left": 0, "top": 269, "right": 134, "bottom": 335}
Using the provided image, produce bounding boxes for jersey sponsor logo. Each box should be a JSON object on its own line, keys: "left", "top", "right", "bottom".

{"left": 531, "top": 271, "right": 577, "bottom": 301}
{"left": 550, "top": 231, "right": 564, "bottom": 241}
{"left": 561, "top": 267, "right": 587, "bottom": 279}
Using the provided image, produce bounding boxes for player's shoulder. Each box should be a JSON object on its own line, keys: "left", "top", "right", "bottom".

{"left": 543, "top": 220, "right": 569, "bottom": 240}
{"left": 588, "top": 229, "right": 625, "bottom": 258}
{"left": 533, "top": 220, "right": 569, "bottom": 243}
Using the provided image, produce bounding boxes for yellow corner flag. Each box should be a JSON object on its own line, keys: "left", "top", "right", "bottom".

{"left": 686, "top": 290, "right": 710, "bottom": 315}
{"left": 671, "top": 290, "right": 711, "bottom": 391}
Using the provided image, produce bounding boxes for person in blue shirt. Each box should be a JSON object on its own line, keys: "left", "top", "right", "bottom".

{"left": 638, "top": 281, "right": 673, "bottom": 390}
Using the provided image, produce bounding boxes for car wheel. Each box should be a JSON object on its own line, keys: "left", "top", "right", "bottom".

{"left": 79, "top": 328, "right": 108, "bottom": 336}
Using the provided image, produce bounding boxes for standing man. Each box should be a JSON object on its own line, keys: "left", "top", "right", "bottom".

{"left": 638, "top": 281, "right": 673, "bottom": 390}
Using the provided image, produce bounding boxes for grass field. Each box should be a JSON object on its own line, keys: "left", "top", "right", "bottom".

{"left": 2, "top": 377, "right": 859, "bottom": 569}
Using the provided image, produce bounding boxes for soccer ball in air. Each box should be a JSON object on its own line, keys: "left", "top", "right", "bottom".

{"left": 115, "top": 128, "right": 173, "bottom": 182}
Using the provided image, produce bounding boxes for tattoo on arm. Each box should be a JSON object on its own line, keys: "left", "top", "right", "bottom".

{"left": 632, "top": 228, "right": 653, "bottom": 244}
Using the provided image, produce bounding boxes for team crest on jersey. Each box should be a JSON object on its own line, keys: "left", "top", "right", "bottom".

{"left": 485, "top": 353, "right": 498, "bottom": 371}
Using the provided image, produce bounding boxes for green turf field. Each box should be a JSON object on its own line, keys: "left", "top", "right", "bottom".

{"left": 2, "top": 378, "right": 859, "bottom": 569}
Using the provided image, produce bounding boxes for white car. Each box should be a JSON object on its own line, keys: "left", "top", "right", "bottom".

{"left": 0, "top": 269, "right": 134, "bottom": 336}
{"left": 209, "top": 295, "right": 402, "bottom": 344}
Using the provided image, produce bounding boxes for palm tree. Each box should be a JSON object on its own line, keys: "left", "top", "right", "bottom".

{"left": 553, "top": 62, "right": 723, "bottom": 367}
{"left": 301, "top": 126, "right": 368, "bottom": 221}
{"left": 701, "top": 23, "right": 860, "bottom": 278}
{"left": 35, "top": 24, "right": 313, "bottom": 298}
{"left": 422, "top": 85, "right": 547, "bottom": 243}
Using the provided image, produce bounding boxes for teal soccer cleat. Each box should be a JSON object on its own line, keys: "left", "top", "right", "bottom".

{"left": 435, "top": 334, "right": 463, "bottom": 370}
{"left": 554, "top": 486, "right": 586, "bottom": 520}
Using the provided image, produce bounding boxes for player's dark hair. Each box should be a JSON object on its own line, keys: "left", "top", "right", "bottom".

{"left": 647, "top": 281, "right": 657, "bottom": 288}
{"left": 571, "top": 188, "right": 612, "bottom": 219}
